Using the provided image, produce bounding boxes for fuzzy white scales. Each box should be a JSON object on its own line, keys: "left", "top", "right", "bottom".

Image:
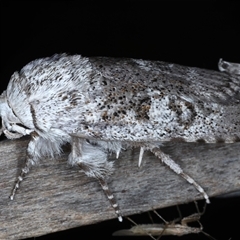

{"left": 0, "top": 54, "right": 239, "bottom": 221}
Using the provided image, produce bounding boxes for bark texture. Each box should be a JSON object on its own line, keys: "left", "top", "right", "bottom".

{"left": 0, "top": 138, "right": 239, "bottom": 239}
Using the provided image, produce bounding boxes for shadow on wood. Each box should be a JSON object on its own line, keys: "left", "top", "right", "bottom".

{"left": 0, "top": 137, "right": 239, "bottom": 239}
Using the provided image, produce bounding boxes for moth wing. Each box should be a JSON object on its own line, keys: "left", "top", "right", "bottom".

{"left": 7, "top": 55, "right": 240, "bottom": 142}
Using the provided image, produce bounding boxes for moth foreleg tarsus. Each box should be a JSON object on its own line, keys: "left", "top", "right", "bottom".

{"left": 9, "top": 163, "right": 30, "bottom": 200}
{"left": 10, "top": 136, "right": 39, "bottom": 200}
{"left": 9, "top": 152, "right": 35, "bottom": 200}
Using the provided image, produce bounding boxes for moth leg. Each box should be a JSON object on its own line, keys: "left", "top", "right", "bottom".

{"left": 10, "top": 157, "right": 31, "bottom": 200}
{"left": 147, "top": 145, "right": 210, "bottom": 204}
{"left": 138, "top": 147, "right": 145, "bottom": 167}
{"left": 10, "top": 134, "right": 40, "bottom": 200}
{"left": 98, "top": 178, "right": 122, "bottom": 222}
{"left": 69, "top": 137, "right": 123, "bottom": 221}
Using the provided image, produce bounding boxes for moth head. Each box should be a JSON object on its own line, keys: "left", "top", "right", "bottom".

{"left": 0, "top": 91, "right": 27, "bottom": 139}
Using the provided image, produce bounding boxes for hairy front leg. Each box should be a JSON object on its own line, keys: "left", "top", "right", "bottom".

{"left": 9, "top": 133, "right": 62, "bottom": 200}
{"left": 10, "top": 134, "right": 41, "bottom": 200}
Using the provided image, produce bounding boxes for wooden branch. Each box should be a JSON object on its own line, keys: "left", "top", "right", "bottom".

{"left": 0, "top": 138, "right": 239, "bottom": 239}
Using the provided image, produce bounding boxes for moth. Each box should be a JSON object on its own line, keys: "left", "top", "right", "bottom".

{"left": 113, "top": 201, "right": 213, "bottom": 239}
{"left": 0, "top": 55, "right": 239, "bottom": 222}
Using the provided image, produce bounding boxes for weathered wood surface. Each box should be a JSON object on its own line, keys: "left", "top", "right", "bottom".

{"left": 0, "top": 137, "right": 239, "bottom": 240}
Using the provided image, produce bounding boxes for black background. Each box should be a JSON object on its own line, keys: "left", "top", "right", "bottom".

{"left": 1, "top": 1, "right": 240, "bottom": 240}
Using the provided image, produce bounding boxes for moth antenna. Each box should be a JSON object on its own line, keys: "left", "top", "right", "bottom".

{"left": 149, "top": 146, "right": 210, "bottom": 204}
{"left": 138, "top": 147, "right": 145, "bottom": 167}
{"left": 98, "top": 178, "right": 123, "bottom": 222}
